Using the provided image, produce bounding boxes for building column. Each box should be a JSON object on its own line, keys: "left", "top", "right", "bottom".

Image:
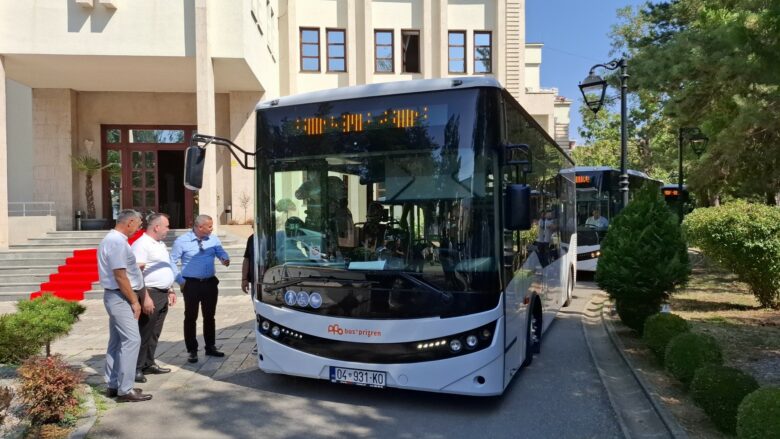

{"left": 229, "top": 91, "right": 262, "bottom": 225}
{"left": 0, "top": 56, "right": 9, "bottom": 249}
{"left": 195, "top": 0, "right": 218, "bottom": 228}
{"left": 436, "top": 0, "right": 448, "bottom": 77}
{"left": 422, "top": 0, "right": 433, "bottom": 79}
{"left": 346, "top": 0, "right": 357, "bottom": 86}
{"left": 356, "top": 0, "right": 372, "bottom": 84}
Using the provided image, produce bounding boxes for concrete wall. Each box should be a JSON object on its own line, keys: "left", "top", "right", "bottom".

{"left": 6, "top": 79, "right": 33, "bottom": 202}
{"left": 8, "top": 216, "right": 56, "bottom": 245}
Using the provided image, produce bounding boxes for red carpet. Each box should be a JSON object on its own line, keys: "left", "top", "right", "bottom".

{"left": 29, "top": 230, "right": 145, "bottom": 301}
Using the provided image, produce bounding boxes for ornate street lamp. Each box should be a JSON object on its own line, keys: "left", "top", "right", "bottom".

{"left": 678, "top": 127, "right": 709, "bottom": 222}
{"left": 579, "top": 58, "right": 629, "bottom": 207}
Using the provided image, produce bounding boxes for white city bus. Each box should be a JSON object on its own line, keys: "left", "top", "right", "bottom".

{"left": 575, "top": 166, "right": 661, "bottom": 272}
{"left": 187, "top": 77, "right": 576, "bottom": 396}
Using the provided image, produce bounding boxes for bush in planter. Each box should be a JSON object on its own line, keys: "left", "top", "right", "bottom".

{"left": 596, "top": 184, "right": 690, "bottom": 332}
{"left": 737, "top": 387, "right": 780, "bottom": 439}
{"left": 643, "top": 313, "right": 690, "bottom": 361}
{"left": 684, "top": 201, "right": 780, "bottom": 309}
{"left": 690, "top": 365, "right": 759, "bottom": 433}
{"left": 18, "top": 355, "right": 83, "bottom": 425}
{"left": 665, "top": 332, "right": 723, "bottom": 385}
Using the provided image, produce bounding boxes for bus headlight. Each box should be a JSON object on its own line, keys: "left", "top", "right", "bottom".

{"left": 261, "top": 320, "right": 271, "bottom": 332}
{"left": 466, "top": 335, "right": 478, "bottom": 348}
{"left": 271, "top": 326, "right": 281, "bottom": 338}
{"left": 480, "top": 328, "right": 492, "bottom": 340}
{"left": 450, "top": 339, "right": 463, "bottom": 352}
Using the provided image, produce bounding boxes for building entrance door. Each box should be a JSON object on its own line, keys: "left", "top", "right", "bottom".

{"left": 102, "top": 126, "right": 196, "bottom": 228}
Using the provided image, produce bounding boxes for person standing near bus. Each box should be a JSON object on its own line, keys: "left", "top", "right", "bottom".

{"left": 132, "top": 213, "right": 176, "bottom": 383}
{"left": 170, "top": 215, "right": 230, "bottom": 364}
{"left": 98, "top": 209, "right": 152, "bottom": 402}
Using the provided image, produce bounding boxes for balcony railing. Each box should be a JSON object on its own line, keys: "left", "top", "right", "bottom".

{"left": 9, "top": 202, "right": 55, "bottom": 217}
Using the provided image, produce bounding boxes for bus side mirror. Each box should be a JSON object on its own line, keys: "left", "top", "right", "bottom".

{"left": 184, "top": 146, "right": 206, "bottom": 191}
{"left": 505, "top": 184, "right": 532, "bottom": 230}
{"left": 504, "top": 144, "right": 532, "bottom": 173}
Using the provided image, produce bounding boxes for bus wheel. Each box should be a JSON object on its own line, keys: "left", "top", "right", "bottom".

{"left": 522, "top": 303, "right": 542, "bottom": 367}
{"left": 563, "top": 270, "right": 574, "bottom": 307}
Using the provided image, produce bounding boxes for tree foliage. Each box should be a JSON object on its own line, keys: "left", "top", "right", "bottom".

{"left": 611, "top": 0, "right": 780, "bottom": 203}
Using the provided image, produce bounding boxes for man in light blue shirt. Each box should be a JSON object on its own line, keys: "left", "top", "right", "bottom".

{"left": 170, "top": 214, "right": 230, "bottom": 363}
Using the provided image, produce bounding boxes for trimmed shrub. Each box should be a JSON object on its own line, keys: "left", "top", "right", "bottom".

{"left": 684, "top": 201, "right": 780, "bottom": 309}
{"left": 690, "top": 365, "right": 759, "bottom": 433}
{"left": 0, "top": 313, "right": 43, "bottom": 364}
{"left": 596, "top": 184, "right": 690, "bottom": 331}
{"left": 615, "top": 297, "right": 662, "bottom": 334}
{"left": 18, "top": 355, "right": 83, "bottom": 425}
{"left": 12, "top": 294, "right": 86, "bottom": 356}
{"left": 665, "top": 332, "right": 723, "bottom": 385}
{"left": 737, "top": 387, "right": 780, "bottom": 439}
{"left": 643, "top": 313, "right": 690, "bottom": 361}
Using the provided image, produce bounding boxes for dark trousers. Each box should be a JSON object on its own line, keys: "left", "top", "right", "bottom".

{"left": 136, "top": 287, "right": 170, "bottom": 371}
{"left": 182, "top": 277, "right": 219, "bottom": 353}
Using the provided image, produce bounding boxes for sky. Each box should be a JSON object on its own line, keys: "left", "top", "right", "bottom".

{"left": 526, "top": 0, "right": 650, "bottom": 145}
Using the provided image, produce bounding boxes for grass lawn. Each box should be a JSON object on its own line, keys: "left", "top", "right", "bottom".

{"left": 613, "top": 249, "right": 780, "bottom": 438}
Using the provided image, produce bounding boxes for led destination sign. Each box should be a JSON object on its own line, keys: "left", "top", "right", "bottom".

{"left": 292, "top": 105, "right": 443, "bottom": 136}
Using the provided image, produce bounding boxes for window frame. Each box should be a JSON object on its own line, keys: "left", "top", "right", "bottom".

{"left": 374, "top": 29, "right": 395, "bottom": 74}
{"left": 448, "top": 30, "right": 467, "bottom": 74}
{"left": 300, "top": 27, "right": 321, "bottom": 73}
{"left": 401, "top": 29, "right": 421, "bottom": 74}
{"left": 473, "top": 31, "right": 492, "bottom": 74}
{"left": 326, "top": 28, "right": 347, "bottom": 73}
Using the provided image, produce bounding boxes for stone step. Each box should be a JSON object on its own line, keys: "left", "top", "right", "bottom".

{"left": 0, "top": 250, "right": 73, "bottom": 260}
{"left": 1, "top": 258, "right": 69, "bottom": 267}
{"left": 0, "top": 266, "right": 58, "bottom": 275}
{"left": 0, "top": 273, "right": 51, "bottom": 284}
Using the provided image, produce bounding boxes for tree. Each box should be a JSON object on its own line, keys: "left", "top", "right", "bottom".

{"left": 71, "top": 154, "right": 114, "bottom": 219}
{"left": 611, "top": 1, "right": 780, "bottom": 204}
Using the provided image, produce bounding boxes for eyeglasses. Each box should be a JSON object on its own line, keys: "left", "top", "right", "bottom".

{"left": 197, "top": 239, "right": 204, "bottom": 252}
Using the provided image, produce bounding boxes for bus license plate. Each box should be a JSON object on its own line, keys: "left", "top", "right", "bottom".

{"left": 329, "top": 366, "right": 386, "bottom": 388}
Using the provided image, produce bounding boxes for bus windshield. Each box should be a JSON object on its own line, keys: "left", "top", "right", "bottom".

{"left": 256, "top": 88, "right": 500, "bottom": 318}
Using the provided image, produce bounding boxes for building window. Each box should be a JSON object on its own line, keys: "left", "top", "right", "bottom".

{"left": 327, "top": 29, "right": 346, "bottom": 72}
{"left": 474, "top": 31, "right": 492, "bottom": 73}
{"left": 375, "top": 30, "right": 394, "bottom": 73}
{"left": 402, "top": 30, "right": 420, "bottom": 73}
{"left": 300, "top": 27, "right": 320, "bottom": 72}
{"left": 448, "top": 31, "right": 466, "bottom": 73}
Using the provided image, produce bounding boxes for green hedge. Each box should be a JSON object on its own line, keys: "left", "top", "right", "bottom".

{"left": 643, "top": 313, "right": 690, "bottom": 361}
{"left": 684, "top": 201, "right": 780, "bottom": 308}
{"left": 737, "top": 387, "right": 780, "bottom": 439}
{"left": 691, "top": 365, "right": 759, "bottom": 433}
{"left": 665, "top": 332, "right": 723, "bottom": 385}
{"left": 596, "top": 184, "right": 690, "bottom": 331}
{"left": 615, "top": 298, "right": 661, "bottom": 335}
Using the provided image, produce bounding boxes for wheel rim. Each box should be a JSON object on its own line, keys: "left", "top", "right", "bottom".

{"left": 530, "top": 315, "right": 539, "bottom": 345}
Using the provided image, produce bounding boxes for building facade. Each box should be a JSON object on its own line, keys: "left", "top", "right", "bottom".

{"left": 0, "top": 0, "right": 570, "bottom": 248}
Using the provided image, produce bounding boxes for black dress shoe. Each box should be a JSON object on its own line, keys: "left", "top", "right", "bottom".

{"left": 106, "top": 387, "right": 142, "bottom": 398}
{"left": 187, "top": 351, "right": 198, "bottom": 363}
{"left": 116, "top": 389, "right": 152, "bottom": 403}
{"left": 143, "top": 364, "right": 171, "bottom": 374}
{"left": 134, "top": 370, "right": 147, "bottom": 383}
{"left": 205, "top": 348, "right": 225, "bottom": 357}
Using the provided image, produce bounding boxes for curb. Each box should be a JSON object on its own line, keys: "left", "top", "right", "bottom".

{"left": 69, "top": 384, "right": 98, "bottom": 439}
{"left": 600, "top": 300, "right": 689, "bottom": 439}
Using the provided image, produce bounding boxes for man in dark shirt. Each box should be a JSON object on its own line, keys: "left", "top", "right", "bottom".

{"left": 241, "top": 233, "right": 255, "bottom": 296}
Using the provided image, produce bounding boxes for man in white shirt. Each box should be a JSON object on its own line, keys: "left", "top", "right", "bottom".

{"left": 585, "top": 209, "right": 609, "bottom": 230}
{"left": 98, "top": 209, "right": 152, "bottom": 402}
{"left": 132, "top": 213, "right": 177, "bottom": 383}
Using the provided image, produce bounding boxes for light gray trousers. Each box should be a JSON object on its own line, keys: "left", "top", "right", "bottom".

{"left": 103, "top": 289, "right": 141, "bottom": 395}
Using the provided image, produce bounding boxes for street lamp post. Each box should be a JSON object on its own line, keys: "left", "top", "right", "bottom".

{"left": 677, "top": 127, "right": 709, "bottom": 223}
{"left": 579, "top": 58, "right": 630, "bottom": 207}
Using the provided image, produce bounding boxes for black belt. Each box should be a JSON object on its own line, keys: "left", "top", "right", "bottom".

{"left": 147, "top": 287, "right": 172, "bottom": 293}
{"left": 184, "top": 276, "right": 216, "bottom": 283}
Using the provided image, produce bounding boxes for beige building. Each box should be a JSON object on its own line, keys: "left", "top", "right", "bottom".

{"left": 0, "top": 0, "right": 570, "bottom": 249}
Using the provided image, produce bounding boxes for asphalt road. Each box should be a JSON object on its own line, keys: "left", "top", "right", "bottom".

{"left": 90, "top": 283, "right": 621, "bottom": 439}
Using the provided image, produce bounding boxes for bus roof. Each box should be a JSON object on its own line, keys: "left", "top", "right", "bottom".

{"left": 573, "top": 166, "right": 656, "bottom": 180}
{"left": 256, "top": 77, "right": 502, "bottom": 110}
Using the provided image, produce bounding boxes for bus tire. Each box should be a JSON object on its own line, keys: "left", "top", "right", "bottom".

{"left": 563, "top": 269, "right": 574, "bottom": 307}
{"left": 521, "top": 299, "right": 542, "bottom": 367}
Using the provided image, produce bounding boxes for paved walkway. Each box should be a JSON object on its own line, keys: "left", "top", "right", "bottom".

{"left": 0, "top": 294, "right": 260, "bottom": 393}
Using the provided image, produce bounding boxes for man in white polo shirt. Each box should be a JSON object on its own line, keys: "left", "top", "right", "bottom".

{"left": 98, "top": 209, "right": 152, "bottom": 402}
{"left": 132, "top": 213, "right": 177, "bottom": 384}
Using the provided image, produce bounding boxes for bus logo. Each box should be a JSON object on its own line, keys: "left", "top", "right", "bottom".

{"left": 327, "top": 323, "right": 382, "bottom": 338}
